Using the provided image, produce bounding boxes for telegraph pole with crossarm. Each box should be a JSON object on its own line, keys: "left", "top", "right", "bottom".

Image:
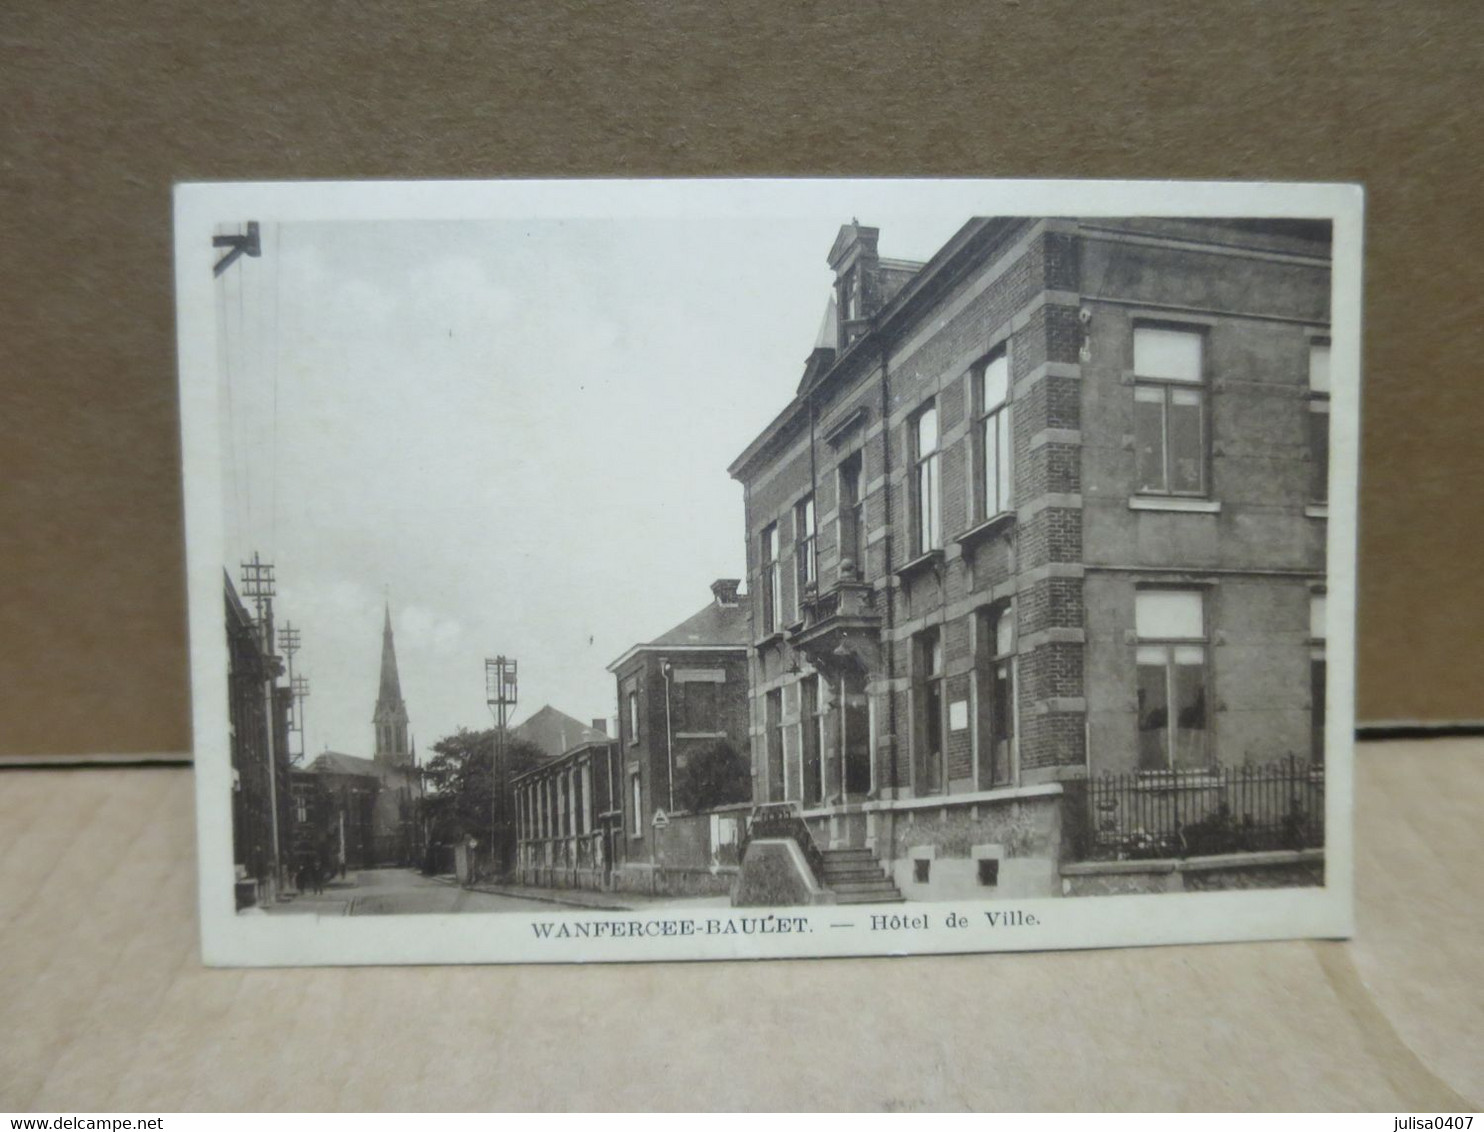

{"left": 484, "top": 656, "right": 518, "bottom": 878}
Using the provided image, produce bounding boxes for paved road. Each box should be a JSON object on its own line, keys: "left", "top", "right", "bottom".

{"left": 269, "top": 867, "right": 557, "bottom": 916}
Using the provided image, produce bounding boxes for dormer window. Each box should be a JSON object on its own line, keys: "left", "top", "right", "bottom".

{"left": 839, "top": 270, "right": 862, "bottom": 329}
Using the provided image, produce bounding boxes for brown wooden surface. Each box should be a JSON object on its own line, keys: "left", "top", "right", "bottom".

{"left": 2, "top": 2, "right": 1482, "bottom": 758}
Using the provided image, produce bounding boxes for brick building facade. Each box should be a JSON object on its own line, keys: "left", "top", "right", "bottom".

{"left": 729, "top": 217, "right": 1330, "bottom": 901}
{"left": 226, "top": 574, "right": 294, "bottom": 909}
{"left": 603, "top": 579, "right": 752, "bottom": 895}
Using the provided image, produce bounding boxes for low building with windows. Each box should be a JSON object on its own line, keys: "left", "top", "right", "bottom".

{"left": 511, "top": 736, "right": 622, "bottom": 890}
{"left": 729, "top": 217, "right": 1330, "bottom": 901}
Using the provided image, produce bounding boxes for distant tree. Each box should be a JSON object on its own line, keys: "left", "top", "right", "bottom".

{"left": 674, "top": 738, "right": 752, "bottom": 814}
{"left": 422, "top": 727, "right": 547, "bottom": 847}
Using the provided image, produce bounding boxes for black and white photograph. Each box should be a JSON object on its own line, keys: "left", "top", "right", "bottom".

{"left": 176, "top": 179, "right": 1361, "bottom": 965}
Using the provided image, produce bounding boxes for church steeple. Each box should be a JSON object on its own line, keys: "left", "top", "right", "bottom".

{"left": 373, "top": 600, "right": 411, "bottom": 766}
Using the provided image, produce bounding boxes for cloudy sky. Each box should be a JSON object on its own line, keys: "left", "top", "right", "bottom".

{"left": 214, "top": 209, "right": 967, "bottom": 758}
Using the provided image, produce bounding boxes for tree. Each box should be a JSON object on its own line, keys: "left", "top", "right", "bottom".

{"left": 422, "top": 727, "right": 547, "bottom": 848}
{"left": 674, "top": 738, "right": 752, "bottom": 814}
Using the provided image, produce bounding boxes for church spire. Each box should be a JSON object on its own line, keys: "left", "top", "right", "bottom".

{"left": 373, "top": 600, "right": 411, "bottom": 765}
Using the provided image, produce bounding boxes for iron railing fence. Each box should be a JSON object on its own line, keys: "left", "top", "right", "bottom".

{"left": 741, "top": 801, "right": 827, "bottom": 885}
{"left": 1080, "top": 756, "right": 1324, "bottom": 861}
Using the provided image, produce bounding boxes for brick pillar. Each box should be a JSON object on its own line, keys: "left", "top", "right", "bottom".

{"left": 1012, "top": 260, "right": 1087, "bottom": 782}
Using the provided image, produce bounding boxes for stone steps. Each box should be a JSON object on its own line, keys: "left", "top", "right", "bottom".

{"left": 818, "top": 848, "right": 905, "bottom": 904}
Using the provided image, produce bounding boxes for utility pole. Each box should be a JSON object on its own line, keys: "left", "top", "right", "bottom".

{"left": 291, "top": 674, "right": 310, "bottom": 763}
{"left": 279, "top": 622, "right": 302, "bottom": 762}
{"left": 240, "top": 552, "right": 282, "bottom": 902}
{"left": 484, "top": 656, "right": 518, "bottom": 879}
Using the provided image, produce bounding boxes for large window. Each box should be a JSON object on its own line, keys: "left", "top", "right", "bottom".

{"left": 1133, "top": 326, "right": 1206, "bottom": 496}
{"left": 1309, "top": 338, "right": 1330, "bottom": 503}
{"left": 795, "top": 495, "right": 817, "bottom": 608}
{"left": 765, "top": 688, "right": 785, "bottom": 803}
{"left": 1311, "top": 592, "right": 1327, "bottom": 764}
{"left": 842, "top": 668, "right": 872, "bottom": 797}
{"left": 911, "top": 403, "right": 942, "bottom": 555}
{"left": 760, "top": 522, "right": 781, "bottom": 635}
{"left": 801, "top": 674, "right": 824, "bottom": 807}
{"left": 1135, "top": 590, "right": 1209, "bottom": 770}
{"left": 976, "top": 602, "right": 1016, "bottom": 788}
{"left": 838, "top": 451, "right": 865, "bottom": 577}
{"left": 976, "top": 349, "right": 1012, "bottom": 520}
{"left": 915, "top": 628, "right": 946, "bottom": 794}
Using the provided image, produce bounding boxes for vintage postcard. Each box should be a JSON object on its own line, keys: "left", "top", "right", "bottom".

{"left": 175, "top": 179, "right": 1361, "bottom": 965}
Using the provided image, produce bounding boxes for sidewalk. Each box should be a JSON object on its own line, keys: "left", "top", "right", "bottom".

{"left": 436, "top": 875, "right": 732, "bottom": 913}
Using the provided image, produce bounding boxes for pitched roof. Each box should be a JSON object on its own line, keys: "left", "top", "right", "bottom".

{"left": 509, "top": 705, "right": 609, "bottom": 760}
{"left": 608, "top": 592, "right": 750, "bottom": 672}
{"left": 306, "top": 750, "right": 384, "bottom": 778}
{"left": 649, "top": 599, "right": 750, "bottom": 648}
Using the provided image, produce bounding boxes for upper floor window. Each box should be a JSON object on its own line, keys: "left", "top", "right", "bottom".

{"left": 760, "top": 522, "right": 781, "bottom": 635}
{"left": 841, "top": 270, "right": 861, "bottom": 322}
{"left": 1135, "top": 589, "right": 1209, "bottom": 771}
{"left": 1309, "top": 338, "right": 1330, "bottom": 503}
{"left": 911, "top": 403, "right": 942, "bottom": 555}
{"left": 1133, "top": 326, "right": 1206, "bottom": 497}
{"left": 838, "top": 451, "right": 865, "bottom": 577}
{"left": 795, "top": 495, "right": 817, "bottom": 604}
{"left": 626, "top": 687, "right": 640, "bottom": 746}
{"left": 975, "top": 349, "right": 1012, "bottom": 520}
{"left": 681, "top": 680, "right": 718, "bottom": 732}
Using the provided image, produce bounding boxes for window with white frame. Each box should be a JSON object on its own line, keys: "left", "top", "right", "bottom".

{"left": 629, "top": 771, "right": 643, "bottom": 838}
{"left": 1310, "top": 592, "right": 1327, "bottom": 764}
{"left": 795, "top": 494, "right": 817, "bottom": 608}
{"left": 837, "top": 451, "right": 865, "bottom": 577}
{"left": 840, "top": 269, "right": 860, "bottom": 322}
{"left": 1309, "top": 338, "right": 1330, "bottom": 502}
{"left": 915, "top": 628, "right": 946, "bottom": 794}
{"left": 976, "top": 349, "right": 1012, "bottom": 520}
{"left": 765, "top": 688, "right": 785, "bottom": 803}
{"left": 801, "top": 673, "right": 824, "bottom": 807}
{"left": 976, "top": 601, "right": 1016, "bottom": 788}
{"left": 1133, "top": 326, "right": 1207, "bottom": 496}
{"left": 911, "top": 403, "right": 942, "bottom": 555}
{"left": 1135, "top": 589, "right": 1210, "bottom": 771}
{"left": 760, "top": 522, "right": 781, "bottom": 634}
{"left": 626, "top": 686, "right": 640, "bottom": 746}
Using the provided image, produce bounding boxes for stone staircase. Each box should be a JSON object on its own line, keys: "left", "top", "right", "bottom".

{"left": 818, "top": 847, "right": 905, "bottom": 905}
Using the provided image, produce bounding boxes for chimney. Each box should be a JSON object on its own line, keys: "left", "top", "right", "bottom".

{"left": 711, "top": 578, "right": 741, "bottom": 607}
{"left": 591, "top": 718, "right": 607, "bottom": 735}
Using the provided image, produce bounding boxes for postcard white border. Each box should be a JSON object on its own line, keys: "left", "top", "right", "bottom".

{"left": 175, "top": 179, "right": 1361, "bottom": 966}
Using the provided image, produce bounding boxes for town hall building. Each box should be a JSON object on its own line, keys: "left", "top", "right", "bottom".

{"left": 729, "top": 217, "right": 1330, "bottom": 901}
